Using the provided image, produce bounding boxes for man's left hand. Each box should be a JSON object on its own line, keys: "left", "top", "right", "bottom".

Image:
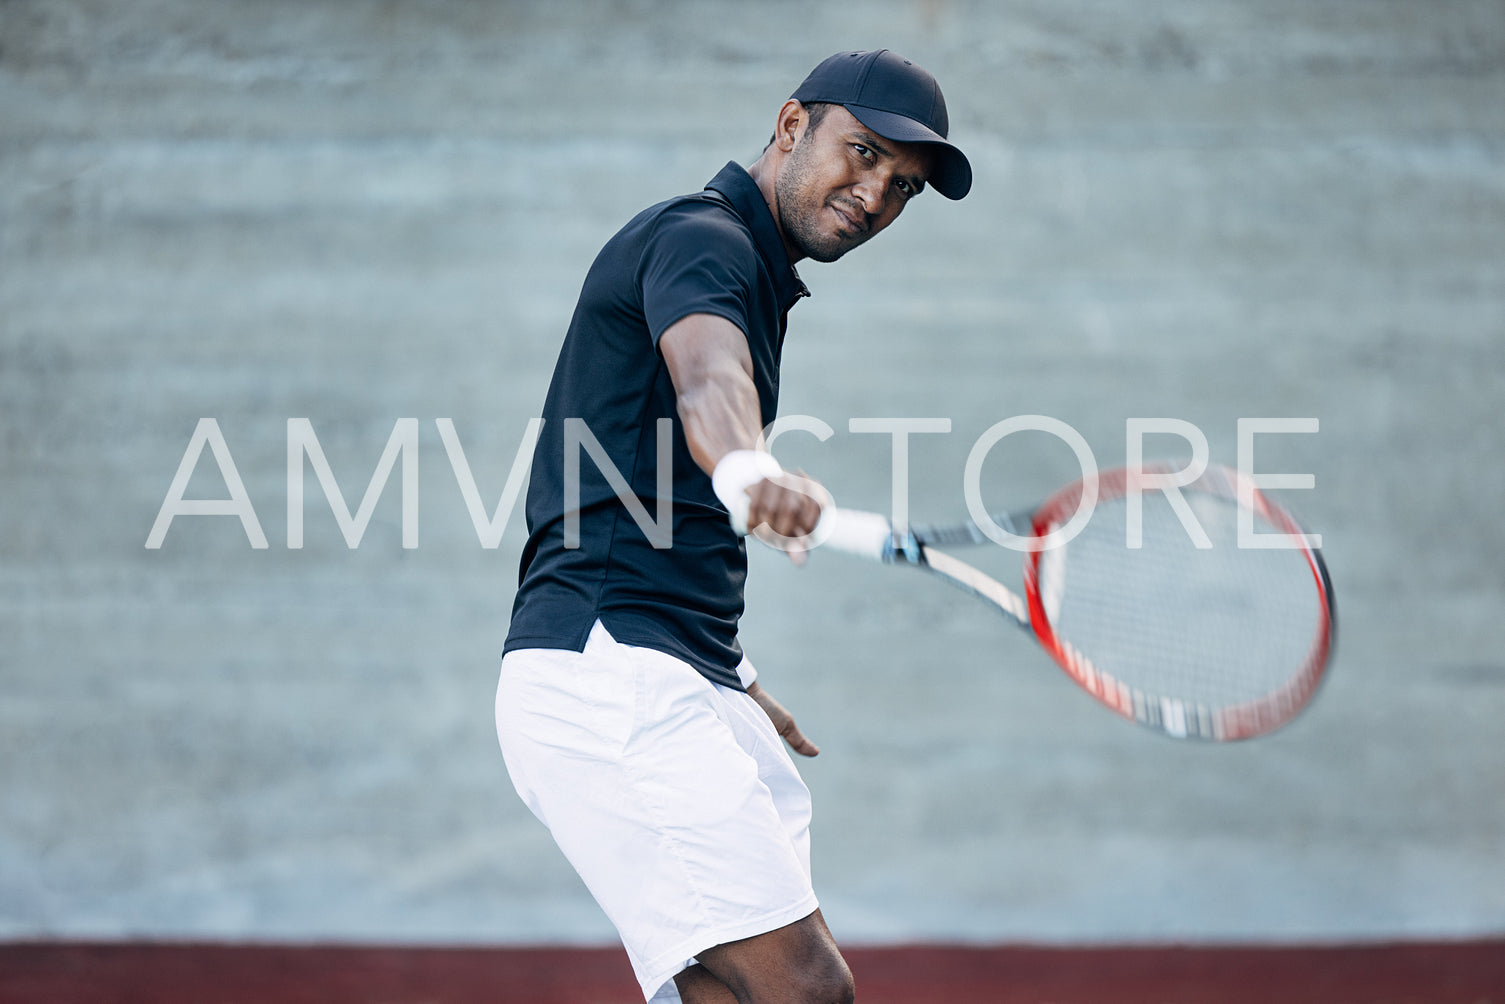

{"left": 746, "top": 682, "right": 820, "bottom": 757}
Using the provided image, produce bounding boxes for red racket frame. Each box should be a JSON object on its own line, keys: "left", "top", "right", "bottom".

{"left": 1020, "top": 464, "right": 1335, "bottom": 740}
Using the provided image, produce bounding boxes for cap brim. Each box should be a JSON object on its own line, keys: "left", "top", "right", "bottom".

{"left": 843, "top": 103, "right": 972, "bottom": 200}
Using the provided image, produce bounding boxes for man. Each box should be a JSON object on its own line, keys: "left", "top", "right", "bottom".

{"left": 496, "top": 50, "right": 971, "bottom": 1003}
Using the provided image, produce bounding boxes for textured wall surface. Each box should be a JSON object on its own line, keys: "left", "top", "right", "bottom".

{"left": 3, "top": 0, "right": 1503, "bottom": 944}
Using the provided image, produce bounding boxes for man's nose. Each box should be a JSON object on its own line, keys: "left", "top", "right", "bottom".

{"left": 850, "top": 177, "right": 885, "bottom": 216}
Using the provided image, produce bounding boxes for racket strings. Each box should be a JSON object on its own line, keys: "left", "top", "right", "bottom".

{"left": 1039, "top": 492, "right": 1324, "bottom": 710}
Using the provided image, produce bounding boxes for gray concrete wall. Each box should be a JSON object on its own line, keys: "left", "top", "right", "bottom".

{"left": 3, "top": 0, "right": 1502, "bottom": 944}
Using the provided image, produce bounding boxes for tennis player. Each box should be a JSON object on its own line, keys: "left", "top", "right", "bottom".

{"left": 496, "top": 50, "right": 971, "bottom": 1003}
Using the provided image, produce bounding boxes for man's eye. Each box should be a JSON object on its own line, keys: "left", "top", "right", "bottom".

{"left": 896, "top": 179, "right": 913, "bottom": 196}
{"left": 853, "top": 144, "right": 874, "bottom": 161}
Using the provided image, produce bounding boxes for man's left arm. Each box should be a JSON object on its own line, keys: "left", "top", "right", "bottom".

{"left": 747, "top": 682, "right": 819, "bottom": 757}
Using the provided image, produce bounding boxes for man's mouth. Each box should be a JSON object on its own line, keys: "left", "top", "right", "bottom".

{"left": 829, "top": 202, "right": 867, "bottom": 237}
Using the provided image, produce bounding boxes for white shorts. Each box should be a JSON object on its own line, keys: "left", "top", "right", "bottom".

{"left": 495, "top": 620, "right": 819, "bottom": 1003}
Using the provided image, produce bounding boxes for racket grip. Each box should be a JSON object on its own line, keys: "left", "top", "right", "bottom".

{"left": 814, "top": 508, "right": 894, "bottom": 562}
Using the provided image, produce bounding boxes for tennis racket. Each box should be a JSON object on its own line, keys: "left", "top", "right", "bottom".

{"left": 811, "top": 462, "right": 1335, "bottom": 741}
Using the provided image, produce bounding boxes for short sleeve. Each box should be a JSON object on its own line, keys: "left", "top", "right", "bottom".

{"left": 638, "top": 203, "right": 760, "bottom": 348}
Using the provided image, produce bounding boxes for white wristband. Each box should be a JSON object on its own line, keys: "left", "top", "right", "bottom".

{"left": 712, "top": 449, "right": 783, "bottom": 535}
{"left": 733, "top": 655, "right": 758, "bottom": 688}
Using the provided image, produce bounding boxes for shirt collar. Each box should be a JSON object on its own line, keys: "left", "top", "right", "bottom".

{"left": 704, "top": 161, "right": 810, "bottom": 309}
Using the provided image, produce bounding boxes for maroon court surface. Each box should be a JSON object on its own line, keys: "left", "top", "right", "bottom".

{"left": 2, "top": 940, "right": 1502, "bottom": 1003}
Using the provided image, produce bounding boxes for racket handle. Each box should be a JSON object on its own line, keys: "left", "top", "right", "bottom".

{"left": 814, "top": 507, "right": 895, "bottom": 562}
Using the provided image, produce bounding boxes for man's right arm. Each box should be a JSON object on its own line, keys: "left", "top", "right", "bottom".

{"left": 659, "top": 312, "right": 825, "bottom": 543}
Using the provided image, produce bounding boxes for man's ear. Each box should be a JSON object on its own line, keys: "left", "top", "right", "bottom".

{"left": 772, "top": 99, "right": 805, "bottom": 153}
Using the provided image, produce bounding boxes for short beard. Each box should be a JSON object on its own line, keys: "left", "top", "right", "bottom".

{"left": 774, "top": 131, "right": 871, "bottom": 264}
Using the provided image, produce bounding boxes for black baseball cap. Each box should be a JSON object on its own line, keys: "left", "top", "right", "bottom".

{"left": 791, "top": 49, "right": 972, "bottom": 200}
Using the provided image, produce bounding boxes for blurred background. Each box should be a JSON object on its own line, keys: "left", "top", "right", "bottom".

{"left": 3, "top": 0, "right": 1503, "bottom": 953}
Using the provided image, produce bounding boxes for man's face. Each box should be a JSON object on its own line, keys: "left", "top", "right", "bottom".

{"left": 774, "top": 104, "right": 935, "bottom": 264}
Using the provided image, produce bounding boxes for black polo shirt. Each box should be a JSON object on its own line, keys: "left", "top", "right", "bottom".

{"left": 503, "top": 162, "right": 809, "bottom": 689}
